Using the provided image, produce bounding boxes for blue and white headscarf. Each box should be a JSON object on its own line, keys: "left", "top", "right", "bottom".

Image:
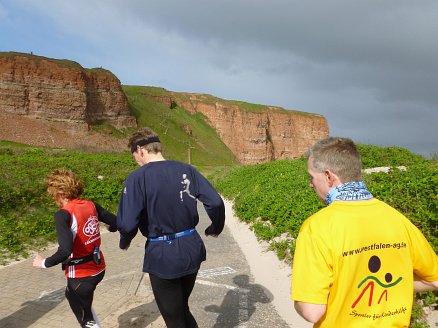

{"left": 325, "top": 181, "right": 373, "bottom": 206}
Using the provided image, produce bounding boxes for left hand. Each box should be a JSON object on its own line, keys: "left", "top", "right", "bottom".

{"left": 33, "top": 254, "right": 44, "bottom": 268}
{"left": 119, "top": 239, "right": 131, "bottom": 250}
{"left": 204, "top": 225, "right": 219, "bottom": 237}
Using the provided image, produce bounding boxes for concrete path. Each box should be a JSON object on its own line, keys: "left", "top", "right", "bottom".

{"left": 0, "top": 200, "right": 311, "bottom": 328}
{"left": 3, "top": 200, "right": 435, "bottom": 327}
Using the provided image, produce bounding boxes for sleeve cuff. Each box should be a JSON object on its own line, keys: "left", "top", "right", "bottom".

{"left": 41, "top": 259, "right": 47, "bottom": 268}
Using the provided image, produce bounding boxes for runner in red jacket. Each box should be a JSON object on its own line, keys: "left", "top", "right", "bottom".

{"left": 33, "top": 168, "right": 117, "bottom": 328}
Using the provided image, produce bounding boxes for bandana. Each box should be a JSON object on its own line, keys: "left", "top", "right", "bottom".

{"left": 325, "top": 181, "right": 373, "bottom": 206}
{"left": 130, "top": 137, "right": 160, "bottom": 153}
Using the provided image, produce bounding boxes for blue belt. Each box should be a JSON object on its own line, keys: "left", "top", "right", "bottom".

{"left": 149, "top": 228, "right": 196, "bottom": 242}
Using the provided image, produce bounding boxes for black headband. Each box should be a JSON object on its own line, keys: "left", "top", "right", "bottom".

{"left": 130, "top": 136, "right": 161, "bottom": 153}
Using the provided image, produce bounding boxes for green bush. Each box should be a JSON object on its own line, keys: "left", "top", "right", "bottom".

{"left": 0, "top": 145, "right": 136, "bottom": 264}
{"left": 212, "top": 144, "right": 437, "bottom": 258}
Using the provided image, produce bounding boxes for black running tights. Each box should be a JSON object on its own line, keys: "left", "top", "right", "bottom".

{"left": 149, "top": 272, "right": 198, "bottom": 328}
{"left": 65, "top": 270, "right": 105, "bottom": 326}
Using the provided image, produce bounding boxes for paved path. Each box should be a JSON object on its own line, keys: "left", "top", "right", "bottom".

{"left": 0, "top": 201, "right": 311, "bottom": 328}
{"left": 3, "top": 200, "right": 435, "bottom": 328}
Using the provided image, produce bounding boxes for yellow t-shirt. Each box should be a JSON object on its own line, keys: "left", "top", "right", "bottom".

{"left": 291, "top": 199, "right": 438, "bottom": 328}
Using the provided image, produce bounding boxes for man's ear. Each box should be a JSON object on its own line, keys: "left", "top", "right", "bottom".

{"left": 325, "top": 170, "right": 339, "bottom": 188}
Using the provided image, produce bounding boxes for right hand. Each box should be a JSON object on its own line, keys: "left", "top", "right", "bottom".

{"left": 32, "top": 254, "right": 44, "bottom": 268}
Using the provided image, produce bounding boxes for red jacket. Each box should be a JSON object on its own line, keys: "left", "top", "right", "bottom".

{"left": 63, "top": 199, "right": 106, "bottom": 278}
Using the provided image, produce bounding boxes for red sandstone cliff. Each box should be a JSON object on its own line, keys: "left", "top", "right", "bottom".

{"left": 0, "top": 52, "right": 136, "bottom": 130}
{"left": 0, "top": 52, "right": 329, "bottom": 163}
{"left": 149, "top": 92, "right": 329, "bottom": 164}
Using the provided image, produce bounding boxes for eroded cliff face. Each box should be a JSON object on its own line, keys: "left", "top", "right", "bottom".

{"left": 152, "top": 92, "right": 329, "bottom": 164}
{"left": 0, "top": 53, "right": 329, "bottom": 163}
{"left": 0, "top": 53, "right": 136, "bottom": 130}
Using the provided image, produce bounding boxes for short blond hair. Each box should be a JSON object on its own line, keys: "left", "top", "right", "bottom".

{"left": 45, "top": 168, "right": 84, "bottom": 200}
{"left": 306, "top": 137, "right": 362, "bottom": 182}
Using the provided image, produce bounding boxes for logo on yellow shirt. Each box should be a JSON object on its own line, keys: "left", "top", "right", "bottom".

{"left": 352, "top": 255, "right": 402, "bottom": 308}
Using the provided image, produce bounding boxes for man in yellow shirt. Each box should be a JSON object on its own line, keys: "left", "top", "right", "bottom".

{"left": 291, "top": 137, "right": 438, "bottom": 327}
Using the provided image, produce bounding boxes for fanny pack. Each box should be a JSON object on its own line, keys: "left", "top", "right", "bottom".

{"left": 62, "top": 246, "right": 101, "bottom": 270}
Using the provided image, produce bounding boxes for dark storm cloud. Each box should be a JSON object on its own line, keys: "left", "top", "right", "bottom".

{"left": 1, "top": 0, "right": 437, "bottom": 155}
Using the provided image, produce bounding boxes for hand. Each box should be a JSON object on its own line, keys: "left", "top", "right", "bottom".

{"left": 106, "top": 224, "right": 118, "bottom": 232}
{"left": 33, "top": 254, "right": 44, "bottom": 268}
{"left": 119, "top": 239, "right": 131, "bottom": 250}
{"left": 204, "top": 225, "right": 219, "bottom": 237}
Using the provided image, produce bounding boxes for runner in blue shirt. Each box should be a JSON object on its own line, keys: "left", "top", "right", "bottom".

{"left": 117, "top": 127, "right": 225, "bottom": 328}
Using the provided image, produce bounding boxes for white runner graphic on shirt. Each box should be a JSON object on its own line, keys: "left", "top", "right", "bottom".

{"left": 180, "top": 174, "right": 196, "bottom": 201}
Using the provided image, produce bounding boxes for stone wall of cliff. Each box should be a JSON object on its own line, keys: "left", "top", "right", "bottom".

{"left": 0, "top": 52, "right": 136, "bottom": 130}
{"left": 150, "top": 92, "right": 329, "bottom": 164}
{"left": 0, "top": 53, "right": 329, "bottom": 163}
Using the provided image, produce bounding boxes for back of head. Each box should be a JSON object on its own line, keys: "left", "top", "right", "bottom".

{"left": 306, "top": 137, "right": 362, "bottom": 183}
{"left": 45, "top": 168, "right": 84, "bottom": 200}
{"left": 128, "top": 127, "right": 162, "bottom": 154}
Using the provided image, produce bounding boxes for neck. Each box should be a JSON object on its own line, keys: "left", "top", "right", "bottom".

{"left": 57, "top": 197, "right": 70, "bottom": 208}
{"left": 144, "top": 152, "right": 165, "bottom": 164}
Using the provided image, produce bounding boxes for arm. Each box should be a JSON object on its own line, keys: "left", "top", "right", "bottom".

{"left": 203, "top": 196, "right": 225, "bottom": 236}
{"left": 117, "top": 176, "right": 143, "bottom": 249}
{"left": 294, "top": 301, "right": 327, "bottom": 323}
{"left": 193, "top": 169, "right": 225, "bottom": 236}
{"left": 291, "top": 220, "right": 332, "bottom": 324}
{"left": 414, "top": 274, "right": 438, "bottom": 292}
{"left": 34, "top": 210, "right": 73, "bottom": 268}
{"left": 408, "top": 222, "right": 438, "bottom": 292}
{"left": 94, "top": 202, "right": 117, "bottom": 232}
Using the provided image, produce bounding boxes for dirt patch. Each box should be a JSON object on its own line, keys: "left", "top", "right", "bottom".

{"left": 0, "top": 112, "right": 128, "bottom": 152}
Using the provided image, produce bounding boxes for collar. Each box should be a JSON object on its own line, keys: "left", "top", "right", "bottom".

{"left": 325, "top": 181, "right": 373, "bottom": 205}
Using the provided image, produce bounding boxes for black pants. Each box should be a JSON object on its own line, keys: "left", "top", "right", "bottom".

{"left": 149, "top": 272, "right": 198, "bottom": 328}
{"left": 65, "top": 270, "right": 105, "bottom": 327}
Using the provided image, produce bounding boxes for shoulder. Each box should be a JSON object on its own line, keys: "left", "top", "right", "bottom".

{"left": 124, "top": 166, "right": 148, "bottom": 186}
{"left": 54, "top": 209, "right": 71, "bottom": 224}
{"left": 166, "top": 160, "right": 194, "bottom": 170}
{"left": 302, "top": 206, "right": 333, "bottom": 227}
{"left": 160, "top": 160, "right": 200, "bottom": 177}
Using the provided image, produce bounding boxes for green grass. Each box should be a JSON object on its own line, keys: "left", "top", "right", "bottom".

{"left": 123, "top": 85, "right": 238, "bottom": 168}
{"left": 137, "top": 85, "right": 322, "bottom": 116}
{"left": 0, "top": 51, "right": 83, "bottom": 69}
{"left": 0, "top": 142, "right": 135, "bottom": 263}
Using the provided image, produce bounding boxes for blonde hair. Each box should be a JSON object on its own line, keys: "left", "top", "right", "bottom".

{"left": 306, "top": 137, "right": 362, "bottom": 182}
{"left": 45, "top": 168, "right": 84, "bottom": 200}
{"left": 128, "top": 127, "right": 162, "bottom": 153}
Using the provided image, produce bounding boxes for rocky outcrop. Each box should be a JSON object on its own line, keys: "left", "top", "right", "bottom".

{"left": 0, "top": 53, "right": 329, "bottom": 163}
{"left": 153, "top": 92, "right": 329, "bottom": 164}
{"left": 0, "top": 52, "right": 136, "bottom": 130}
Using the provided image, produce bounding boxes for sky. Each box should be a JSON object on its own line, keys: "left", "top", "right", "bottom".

{"left": 1, "top": 0, "right": 437, "bottom": 156}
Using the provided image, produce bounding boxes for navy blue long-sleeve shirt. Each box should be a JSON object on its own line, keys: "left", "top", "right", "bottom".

{"left": 117, "top": 160, "right": 225, "bottom": 279}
